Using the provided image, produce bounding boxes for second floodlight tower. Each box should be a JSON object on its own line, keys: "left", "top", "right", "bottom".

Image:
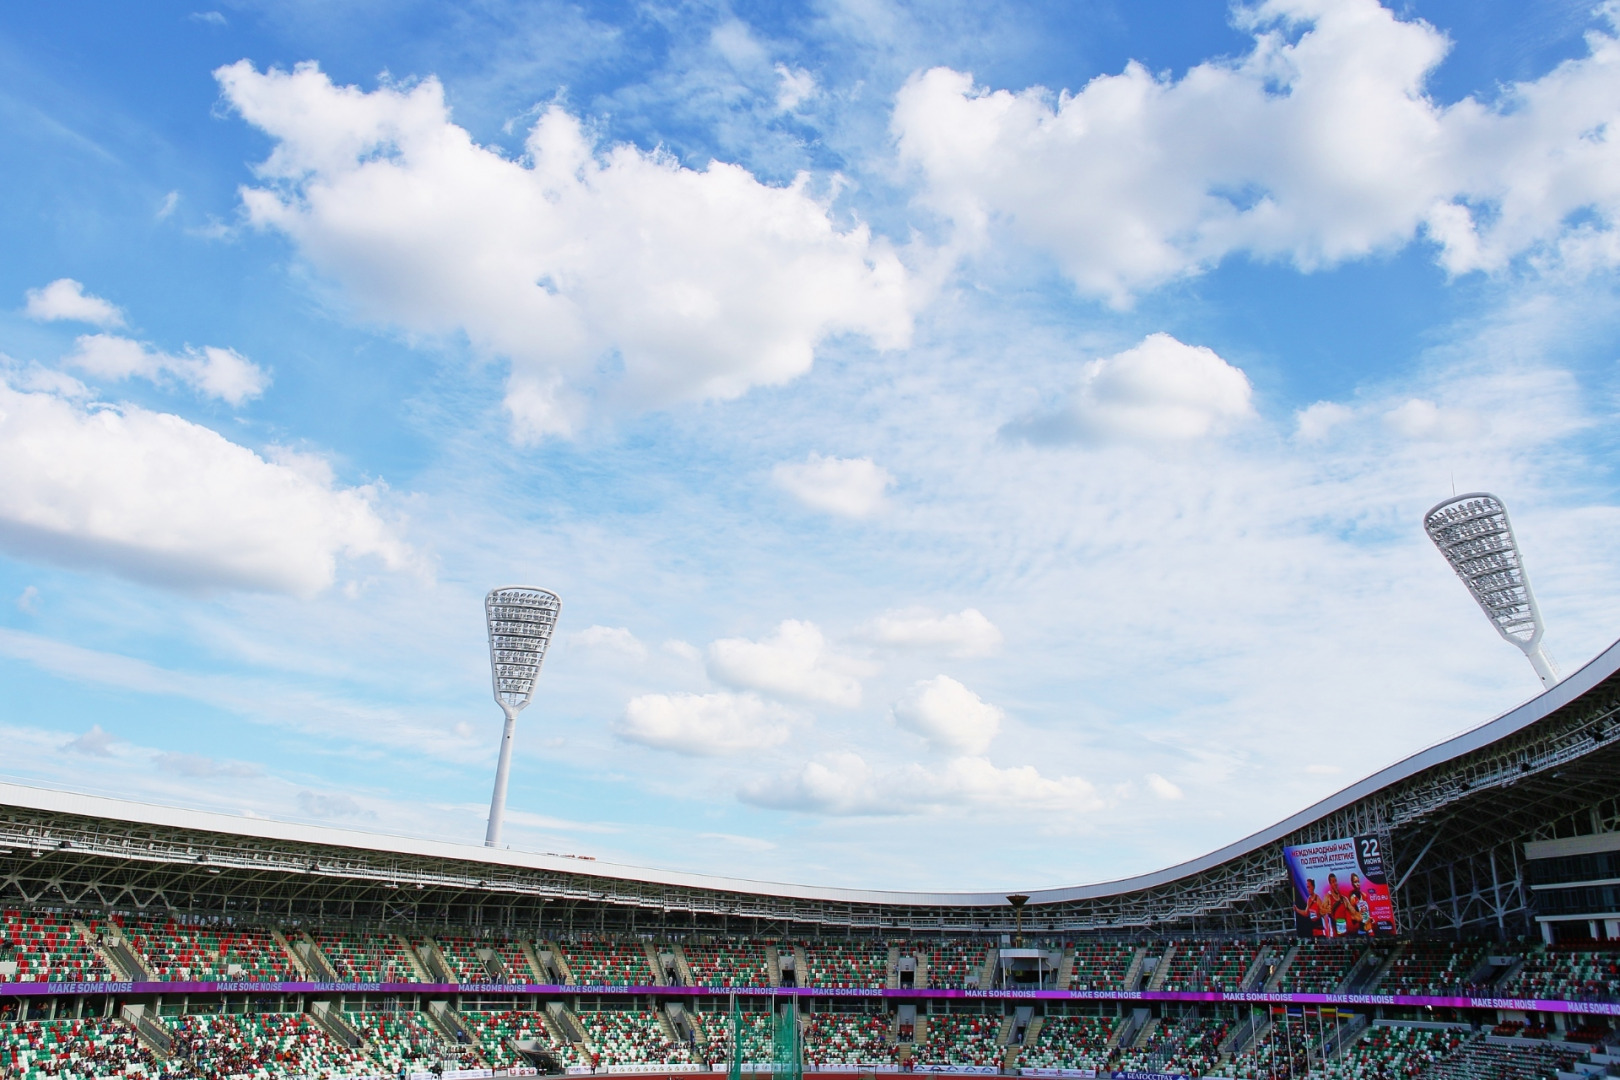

{"left": 1424, "top": 493, "right": 1558, "bottom": 689}
{"left": 484, "top": 586, "right": 561, "bottom": 847}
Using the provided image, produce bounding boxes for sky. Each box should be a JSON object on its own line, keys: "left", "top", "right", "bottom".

{"left": 2, "top": 0, "right": 1620, "bottom": 893}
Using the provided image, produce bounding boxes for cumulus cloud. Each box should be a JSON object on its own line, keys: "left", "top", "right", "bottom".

{"left": 1011, "top": 334, "right": 1253, "bottom": 444}
{"left": 863, "top": 607, "right": 1002, "bottom": 657}
{"left": 1146, "top": 773, "right": 1184, "bottom": 800}
{"left": 1294, "top": 400, "right": 1355, "bottom": 443}
{"left": 571, "top": 624, "right": 648, "bottom": 659}
{"left": 215, "top": 61, "right": 913, "bottom": 439}
{"left": 1382, "top": 398, "right": 1483, "bottom": 441}
{"left": 772, "top": 453, "right": 892, "bottom": 517}
{"left": 66, "top": 724, "right": 118, "bottom": 757}
{"left": 24, "top": 279, "right": 125, "bottom": 327}
{"left": 64, "top": 333, "right": 269, "bottom": 405}
{"left": 0, "top": 378, "right": 412, "bottom": 596}
{"left": 741, "top": 751, "right": 1103, "bottom": 816}
{"left": 891, "top": 675, "right": 1004, "bottom": 755}
{"left": 894, "top": 0, "right": 1620, "bottom": 303}
{"left": 706, "top": 619, "right": 865, "bottom": 706}
{"left": 618, "top": 691, "right": 797, "bottom": 755}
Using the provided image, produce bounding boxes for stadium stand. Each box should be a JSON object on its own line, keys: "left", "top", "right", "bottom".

{"left": 310, "top": 929, "right": 420, "bottom": 982}
{"left": 463, "top": 1008, "right": 579, "bottom": 1067}
{"left": 0, "top": 911, "right": 109, "bottom": 983}
{"left": 1158, "top": 939, "right": 1260, "bottom": 992}
{"left": 1066, "top": 941, "right": 1137, "bottom": 991}
{"left": 579, "top": 1008, "right": 692, "bottom": 1065}
{"left": 802, "top": 1011, "right": 897, "bottom": 1065}
{"left": 0, "top": 1018, "right": 155, "bottom": 1080}
{"left": 683, "top": 940, "right": 771, "bottom": 987}
{"left": 1509, "top": 943, "right": 1620, "bottom": 1001}
{"left": 165, "top": 1012, "right": 363, "bottom": 1078}
{"left": 1381, "top": 939, "right": 1491, "bottom": 996}
{"left": 563, "top": 938, "right": 655, "bottom": 985}
{"left": 1276, "top": 938, "right": 1363, "bottom": 992}
{"left": 1017, "top": 1015, "right": 1116, "bottom": 1070}
{"left": 422, "top": 933, "right": 495, "bottom": 983}
{"left": 927, "top": 941, "right": 987, "bottom": 989}
{"left": 1318, "top": 1022, "right": 1469, "bottom": 1079}
{"left": 1112, "top": 1015, "right": 1228, "bottom": 1077}
{"left": 912, "top": 1013, "right": 1002, "bottom": 1066}
{"left": 115, "top": 915, "right": 296, "bottom": 982}
{"left": 801, "top": 941, "right": 887, "bottom": 988}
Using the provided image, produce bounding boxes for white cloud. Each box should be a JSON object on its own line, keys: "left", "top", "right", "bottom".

{"left": 1013, "top": 334, "right": 1253, "bottom": 444}
{"left": 1382, "top": 398, "right": 1484, "bottom": 441}
{"left": 775, "top": 63, "right": 817, "bottom": 110}
{"left": 64, "top": 333, "right": 269, "bottom": 406}
{"left": 570, "top": 624, "right": 648, "bottom": 659}
{"left": 216, "top": 61, "right": 914, "bottom": 440}
{"left": 773, "top": 453, "right": 892, "bottom": 517}
{"left": 891, "top": 675, "right": 1004, "bottom": 754}
{"left": 863, "top": 607, "right": 1002, "bottom": 657}
{"left": 1146, "top": 773, "right": 1184, "bottom": 800}
{"left": 0, "top": 378, "right": 412, "bottom": 596}
{"left": 16, "top": 586, "right": 39, "bottom": 615}
{"left": 24, "top": 279, "right": 125, "bottom": 327}
{"left": 742, "top": 751, "right": 1103, "bottom": 817}
{"left": 618, "top": 691, "right": 797, "bottom": 755}
{"left": 706, "top": 619, "right": 865, "bottom": 706}
{"left": 1294, "top": 400, "right": 1355, "bottom": 443}
{"left": 893, "top": 0, "right": 1620, "bottom": 303}
{"left": 66, "top": 724, "right": 118, "bottom": 757}
{"left": 157, "top": 191, "right": 179, "bottom": 220}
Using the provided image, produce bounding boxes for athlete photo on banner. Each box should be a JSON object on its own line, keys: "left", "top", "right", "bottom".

{"left": 1283, "top": 834, "right": 1398, "bottom": 937}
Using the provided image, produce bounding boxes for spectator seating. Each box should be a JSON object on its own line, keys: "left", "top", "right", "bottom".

{"left": 1508, "top": 945, "right": 1620, "bottom": 1001}
{"left": 311, "top": 930, "right": 419, "bottom": 982}
{"left": 1018, "top": 1016, "right": 1116, "bottom": 1070}
{"left": 803, "top": 1012, "right": 896, "bottom": 1064}
{"left": 1067, "top": 942, "right": 1137, "bottom": 991}
{"left": 698, "top": 1008, "right": 772, "bottom": 1064}
{"left": 1113, "top": 1016, "right": 1228, "bottom": 1077}
{"left": 116, "top": 916, "right": 296, "bottom": 982}
{"left": 684, "top": 941, "right": 771, "bottom": 987}
{"left": 462, "top": 1008, "right": 581, "bottom": 1067}
{"left": 1278, "top": 939, "right": 1363, "bottom": 992}
{"left": 425, "top": 934, "right": 493, "bottom": 983}
{"left": 0, "top": 911, "right": 111, "bottom": 983}
{"left": 580, "top": 1009, "right": 692, "bottom": 1066}
{"left": 1382, "top": 940, "right": 1489, "bottom": 996}
{"left": 1319, "top": 1023, "right": 1468, "bottom": 1079}
{"left": 1426, "top": 1036, "right": 1579, "bottom": 1080}
{"left": 0, "top": 1018, "right": 155, "bottom": 1080}
{"left": 801, "top": 942, "right": 887, "bottom": 989}
{"left": 1159, "top": 940, "right": 1259, "bottom": 993}
{"left": 165, "top": 1012, "right": 363, "bottom": 1078}
{"left": 349, "top": 1009, "right": 476, "bottom": 1072}
{"left": 912, "top": 1014, "right": 1002, "bottom": 1066}
{"left": 563, "top": 939, "right": 655, "bottom": 985}
{"left": 928, "top": 941, "right": 987, "bottom": 989}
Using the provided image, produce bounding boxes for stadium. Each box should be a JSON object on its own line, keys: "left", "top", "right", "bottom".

{"left": 3, "top": 533, "right": 1619, "bottom": 1080}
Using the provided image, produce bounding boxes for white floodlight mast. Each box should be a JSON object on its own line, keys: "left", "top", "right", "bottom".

{"left": 1423, "top": 493, "right": 1559, "bottom": 689}
{"left": 484, "top": 586, "right": 561, "bottom": 847}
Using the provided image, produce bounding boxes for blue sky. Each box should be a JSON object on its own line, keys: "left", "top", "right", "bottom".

{"left": 3, "top": 0, "right": 1620, "bottom": 890}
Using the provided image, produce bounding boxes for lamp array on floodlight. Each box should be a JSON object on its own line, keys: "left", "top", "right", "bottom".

{"left": 1423, "top": 493, "right": 1558, "bottom": 689}
{"left": 484, "top": 586, "right": 561, "bottom": 847}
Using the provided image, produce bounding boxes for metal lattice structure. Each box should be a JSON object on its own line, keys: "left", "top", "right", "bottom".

{"left": 484, "top": 586, "right": 561, "bottom": 847}
{"left": 1, "top": 638, "right": 1618, "bottom": 941}
{"left": 1425, "top": 493, "right": 1558, "bottom": 687}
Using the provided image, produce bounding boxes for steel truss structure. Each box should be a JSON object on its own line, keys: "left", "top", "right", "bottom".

{"left": 2, "top": 641, "right": 1619, "bottom": 941}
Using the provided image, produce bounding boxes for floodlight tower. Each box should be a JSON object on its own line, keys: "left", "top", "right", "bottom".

{"left": 1423, "top": 493, "right": 1558, "bottom": 689}
{"left": 484, "top": 586, "right": 561, "bottom": 847}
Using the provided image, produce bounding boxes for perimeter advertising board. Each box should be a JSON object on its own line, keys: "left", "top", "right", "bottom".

{"left": 1283, "top": 834, "right": 1397, "bottom": 937}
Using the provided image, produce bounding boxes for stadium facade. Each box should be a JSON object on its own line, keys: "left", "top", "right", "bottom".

{"left": 2, "top": 636, "right": 1619, "bottom": 1077}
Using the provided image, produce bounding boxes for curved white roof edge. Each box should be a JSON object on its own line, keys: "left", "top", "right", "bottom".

{"left": 2, "top": 637, "right": 1614, "bottom": 910}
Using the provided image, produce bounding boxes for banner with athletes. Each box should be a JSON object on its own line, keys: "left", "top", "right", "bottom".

{"left": 1283, "top": 834, "right": 1397, "bottom": 937}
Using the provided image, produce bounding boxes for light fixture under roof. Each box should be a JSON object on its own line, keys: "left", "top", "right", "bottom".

{"left": 1424, "top": 492, "right": 1558, "bottom": 689}
{"left": 483, "top": 586, "right": 562, "bottom": 847}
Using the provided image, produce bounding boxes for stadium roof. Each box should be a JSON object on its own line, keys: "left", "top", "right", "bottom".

{"left": 2, "top": 636, "right": 1618, "bottom": 934}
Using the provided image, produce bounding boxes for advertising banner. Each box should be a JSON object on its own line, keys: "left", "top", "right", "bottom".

{"left": 1283, "top": 834, "right": 1397, "bottom": 937}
